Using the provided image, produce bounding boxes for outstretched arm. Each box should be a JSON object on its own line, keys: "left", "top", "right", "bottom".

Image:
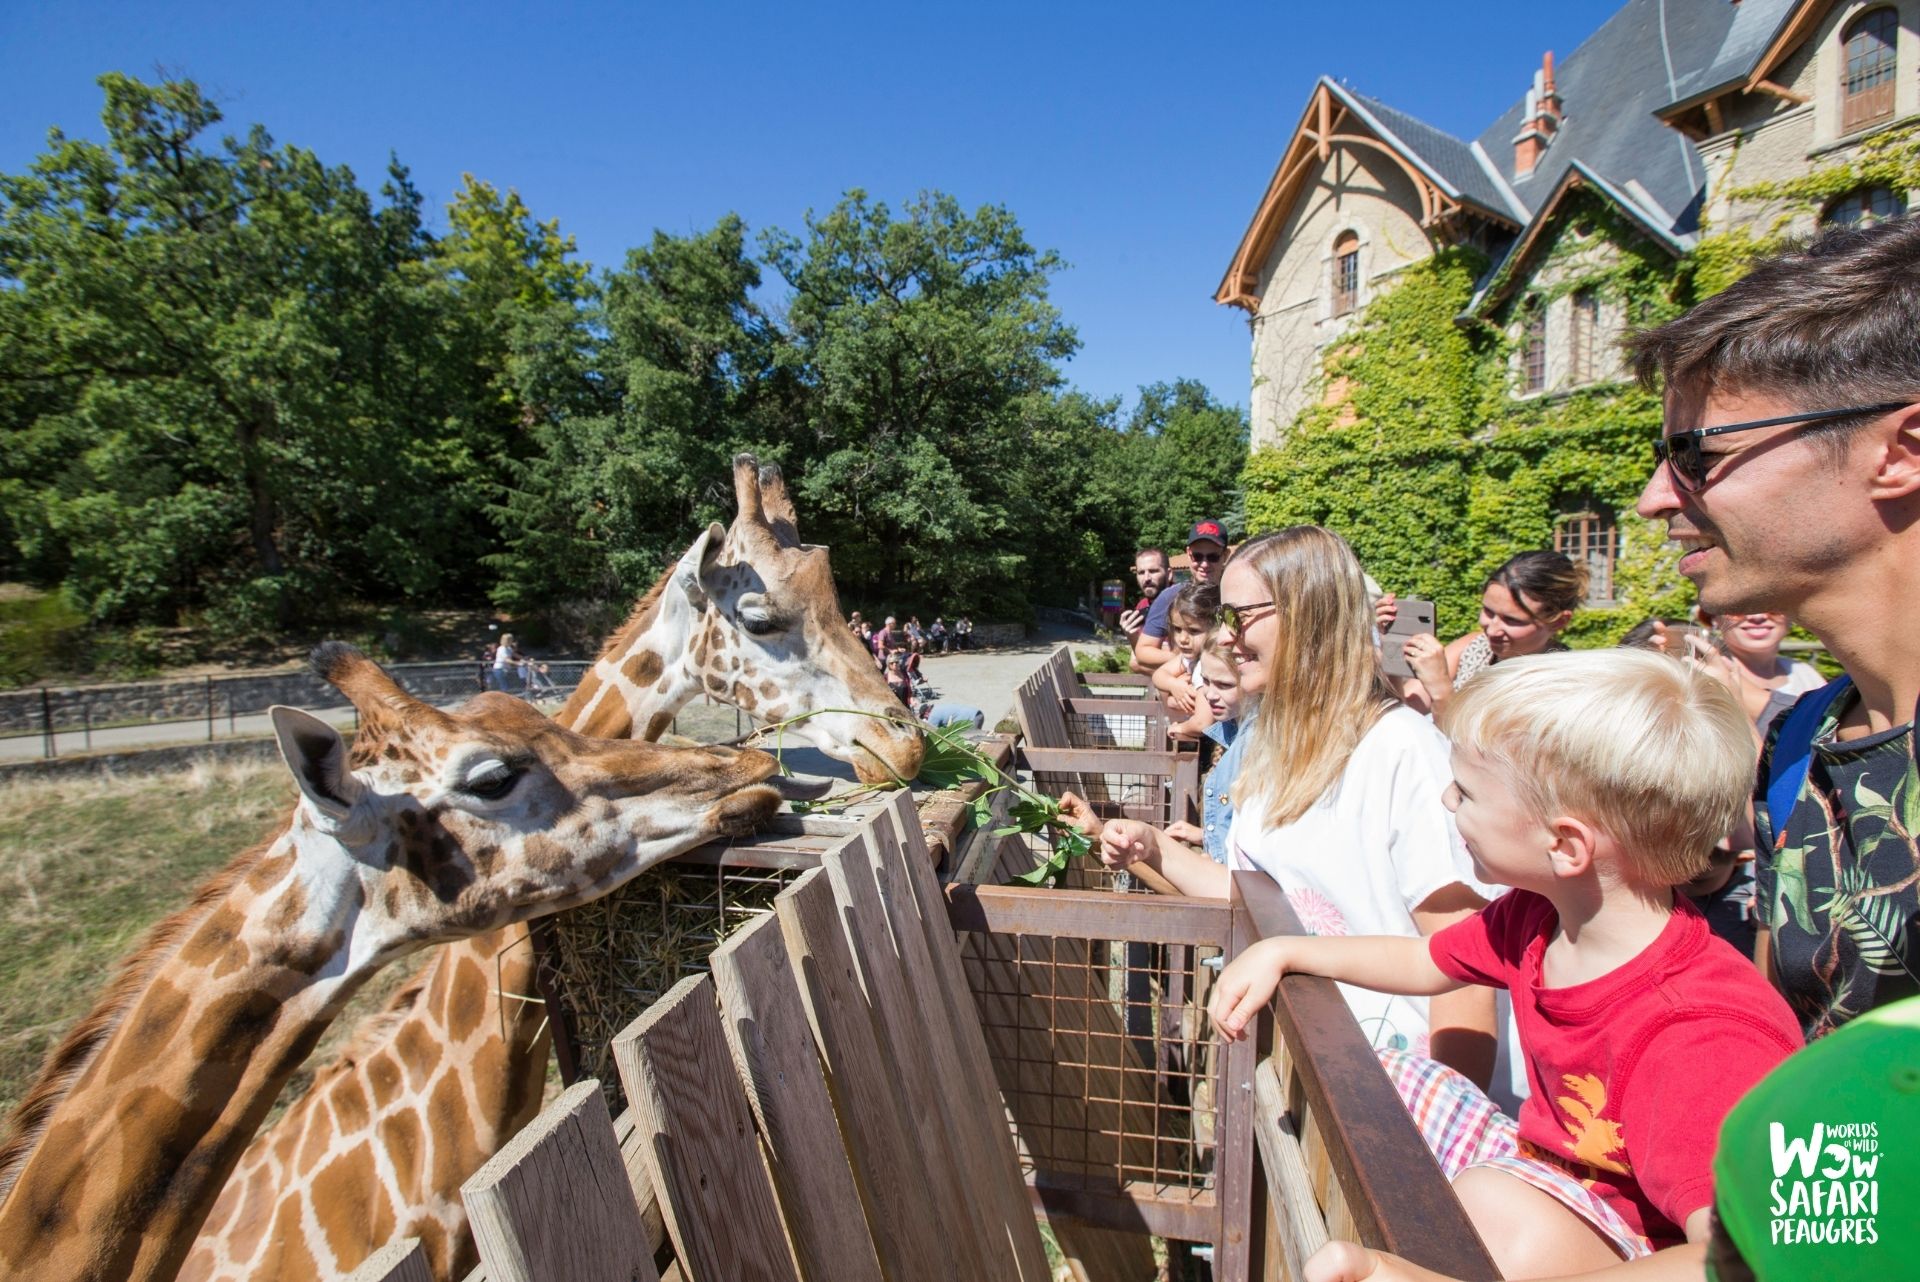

{"left": 1208, "top": 934, "right": 1459, "bottom": 1041}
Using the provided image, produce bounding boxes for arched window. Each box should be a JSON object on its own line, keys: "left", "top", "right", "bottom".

{"left": 1841, "top": 7, "right": 1898, "bottom": 133}
{"left": 1554, "top": 506, "right": 1618, "bottom": 605}
{"left": 1822, "top": 185, "right": 1908, "bottom": 228}
{"left": 1331, "top": 231, "right": 1360, "bottom": 317}
{"left": 1521, "top": 297, "right": 1548, "bottom": 394}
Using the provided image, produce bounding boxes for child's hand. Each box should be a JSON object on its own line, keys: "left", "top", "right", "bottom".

{"left": 1098, "top": 820, "right": 1159, "bottom": 872}
{"left": 1056, "top": 791, "right": 1104, "bottom": 840}
{"left": 1305, "top": 1241, "right": 1451, "bottom": 1282}
{"left": 1163, "top": 820, "right": 1204, "bottom": 847}
{"left": 1161, "top": 673, "right": 1198, "bottom": 716}
{"left": 1208, "top": 937, "right": 1294, "bottom": 1041}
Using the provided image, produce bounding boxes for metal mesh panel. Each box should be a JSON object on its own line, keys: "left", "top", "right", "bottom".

{"left": 1029, "top": 765, "right": 1173, "bottom": 832}
{"left": 959, "top": 894, "right": 1223, "bottom": 1204}
{"left": 1063, "top": 709, "right": 1152, "bottom": 749}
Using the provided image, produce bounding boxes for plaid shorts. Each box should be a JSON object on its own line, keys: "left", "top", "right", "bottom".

{"left": 1377, "top": 1049, "right": 1654, "bottom": 1261}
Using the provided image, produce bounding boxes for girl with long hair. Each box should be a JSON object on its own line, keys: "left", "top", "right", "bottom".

{"left": 1095, "top": 526, "right": 1495, "bottom": 1078}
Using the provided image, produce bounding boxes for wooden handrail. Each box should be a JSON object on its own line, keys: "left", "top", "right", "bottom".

{"left": 1234, "top": 872, "right": 1502, "bottom": 1280}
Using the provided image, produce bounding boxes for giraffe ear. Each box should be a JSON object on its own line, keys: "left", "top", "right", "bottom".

{"left": 674, "top": 522, "right": 726, "bottom": 610}
{"left": 270, "top": 706, "right": 364, "bottom": 822}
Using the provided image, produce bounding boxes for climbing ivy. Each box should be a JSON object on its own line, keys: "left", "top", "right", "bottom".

{"left": 1691, "top": 123, "right": 1920, "bottom": 293}
{"left": 1244, "top": 191, "right": 1694, "bottom": 644}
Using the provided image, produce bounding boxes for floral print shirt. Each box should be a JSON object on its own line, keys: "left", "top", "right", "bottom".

{"left": 1754, "top": 686, "right": 1920, "bottom": 1040}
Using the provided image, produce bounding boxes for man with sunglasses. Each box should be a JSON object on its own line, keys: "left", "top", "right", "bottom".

{"left": 1131, "top": 519, "right": 1229, "bottom": 679}
{"left": 1634, "top": 215, "right": 1920, "bottom": 1044}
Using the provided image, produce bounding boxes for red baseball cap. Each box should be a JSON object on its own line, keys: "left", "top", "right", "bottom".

{"left": 1187, "top": 520, "right": 1227, "bottom": 548}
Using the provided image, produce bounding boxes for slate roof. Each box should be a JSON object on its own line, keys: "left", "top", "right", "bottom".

{"left": 1663, "top": 0, "right": 1805, "bottom": 109}
{"left": 1339, "top": 85, "right": 1525, "bottom": 223}
{"left": 1334, "top": 0, "right": 1804, "bottom": 246}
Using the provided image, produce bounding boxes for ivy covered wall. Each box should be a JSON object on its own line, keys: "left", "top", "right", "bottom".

{"left": 1244, "top": 112, "right": 1920, "bottom": 647}
{"left": 1243, "top": 191, "right": 1696, "bottom": 645}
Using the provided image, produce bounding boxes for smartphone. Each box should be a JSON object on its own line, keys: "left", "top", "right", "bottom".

{"left": 1665, "top": 623, "right": 1719, "bottom": 656}
{"left": 1380, "top": 597, "right": 1436, "bottom": 679}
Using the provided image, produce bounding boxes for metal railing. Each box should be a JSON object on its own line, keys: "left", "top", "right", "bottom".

{"left": 2, "top": 659, "right": 591, "bottom": 760}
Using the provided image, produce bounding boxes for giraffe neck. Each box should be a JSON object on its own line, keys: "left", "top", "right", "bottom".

{"left": 561, "top": 566, "right": 713, "bottom": 743}
{"left": 0, "top": 823, "right": 397, "bottom": 1282}
{"left": 184, "top": 574, "right": 713, "bottom": 1282}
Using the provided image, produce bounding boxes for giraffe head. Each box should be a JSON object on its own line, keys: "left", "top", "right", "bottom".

{"left": 278, "top": 642, "right": 819, "bottom": 955}
{"left": 671, "top": 455, "right": 925, "bottom": 783}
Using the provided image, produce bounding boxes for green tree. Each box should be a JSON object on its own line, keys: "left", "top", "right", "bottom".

{"left": 487, "top": 215, "right": 775, "bottom": 612}
{"left": 0, "top": 75, "right": 505, "bottom": 629}
{"left": 759, "top": 190, "right": 1080, "bottom": 614}
{"left": 1124, "top": 379, "right": 1250, "bottom": 550}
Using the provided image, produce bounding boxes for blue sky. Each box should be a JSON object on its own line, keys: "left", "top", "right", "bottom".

{"left": 1, "top": 0, "right": 1627, "bottom": 416}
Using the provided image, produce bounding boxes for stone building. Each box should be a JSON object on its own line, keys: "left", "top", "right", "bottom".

{"left": 1221, "top": 0, "right": 1917, "bottom": 447}
{"left": 1219, "top": 0, "right": 1917, "bottom": 625}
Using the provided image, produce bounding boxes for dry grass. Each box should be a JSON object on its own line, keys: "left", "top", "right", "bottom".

{"left": 0, "top": 760, "right": 415, "bottom": 1124}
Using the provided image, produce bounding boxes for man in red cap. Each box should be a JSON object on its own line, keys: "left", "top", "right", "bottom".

{"left": 1131, "top": 519, "right": 1228, "bottom": 678}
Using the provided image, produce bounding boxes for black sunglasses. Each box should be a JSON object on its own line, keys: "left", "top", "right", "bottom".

{"left": 1219, "top": 599, "right": 1275, "bottom": 636}
{"left": 1189, "top": 552, "right": 1223, "bottom": 564}
{"left": 1652, "top": 401, "right": 1910, "bottom": 492}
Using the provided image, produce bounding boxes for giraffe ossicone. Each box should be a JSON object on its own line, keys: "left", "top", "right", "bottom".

{"left": 0, "top": 643, "right": 807, "bottom": 1282}
{"left": 186, "top": 455, "right": 923, "bottom": 1282}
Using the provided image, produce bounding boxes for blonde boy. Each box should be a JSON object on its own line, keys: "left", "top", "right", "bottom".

{"left": 1211, "top": 649, "right": 1801, "bottom": 1280}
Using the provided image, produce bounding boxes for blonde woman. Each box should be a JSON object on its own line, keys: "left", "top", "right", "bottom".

{"left": 1097, "top": 527, "right": 1495, "bottom": 1082}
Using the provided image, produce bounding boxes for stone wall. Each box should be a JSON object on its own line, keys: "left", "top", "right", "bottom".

{"left": 0, "top": 661, "right": 586, "bottom": 736}
{"left": 1250, "top": 145, "right": 1439, "bottom": 448}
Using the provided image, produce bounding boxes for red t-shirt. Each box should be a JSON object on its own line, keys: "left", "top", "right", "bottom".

{"left": 1429, "top": 890, "right": 1801, "bottom": 1247}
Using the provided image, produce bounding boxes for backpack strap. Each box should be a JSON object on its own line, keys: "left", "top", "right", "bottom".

{"left": 1764, "top": 675, "right": 1852, "bottom": 846}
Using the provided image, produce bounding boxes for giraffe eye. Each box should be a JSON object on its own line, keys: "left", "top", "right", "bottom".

{"left": 460, "top": 759, "right": 522, "bottom": 800}
{"left": 739, "top": 609, "right": 781, "bottom": 636}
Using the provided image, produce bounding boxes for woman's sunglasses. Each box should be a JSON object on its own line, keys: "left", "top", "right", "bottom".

{"left": 1652, "top": 402, "right": 1909, "bottom": 492}
{"left": 1218, "top": 600, "right": 1276, "bottom": 636}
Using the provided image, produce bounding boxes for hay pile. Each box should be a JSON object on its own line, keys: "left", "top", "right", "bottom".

{"left": 542, "top": 861, "right": 800, "bottom": 1110}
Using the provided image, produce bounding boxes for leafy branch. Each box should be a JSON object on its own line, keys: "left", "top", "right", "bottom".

{"left": 732, "top": 711, "right": 1092, "bottom": 887}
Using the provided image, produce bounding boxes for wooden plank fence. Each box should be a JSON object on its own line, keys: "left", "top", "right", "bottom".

{"left": 392, "top": 649, "right": 1502, "bottom": 1282}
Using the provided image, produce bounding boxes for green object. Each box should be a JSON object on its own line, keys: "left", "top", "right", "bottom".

{"left": 1708, "top": 997, "right": 1919, "bottom": 1279}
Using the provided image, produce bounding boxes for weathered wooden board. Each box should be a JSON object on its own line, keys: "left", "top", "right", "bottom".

{"left": 613, "top": 974, "right": 799, "bottom": 1282}
{"left": 870, "top": 793, "right": 1057, "bottom": 1277}
{"left": 822, "top": 826, "right": 1005, "bottom": 1280}
{"left": 461, "top": 1080, "right": 661, "bottom": 1282}
{"left": 345, "top": 1237, "right": 432, "bottom": 1282}
{"left": 709, "top": 913, "right": 882, "bottom": 1282}
{"left": 776, "top": 868, "right": 957, "bottom": 1281}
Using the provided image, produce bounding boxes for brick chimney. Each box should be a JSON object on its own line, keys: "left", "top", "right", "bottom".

{"left": 1512, "top": 51, "right": 1563, "bottom": 178}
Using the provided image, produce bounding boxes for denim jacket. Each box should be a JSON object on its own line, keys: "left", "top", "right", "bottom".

{"left": 1200, "top": 718, "right": 1246, "bottom": 865}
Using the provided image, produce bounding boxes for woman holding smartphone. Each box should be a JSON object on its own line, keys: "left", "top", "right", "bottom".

{"left": 1380, "top": 550, "right": 1586, "bottom": 718}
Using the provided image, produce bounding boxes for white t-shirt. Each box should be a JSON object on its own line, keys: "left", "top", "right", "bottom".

{"left": 1777, "top": 658, "right": 1828, "bottom": 697}
{"left": 1227, "top": 705, "right": 1476, "bottom": 1056}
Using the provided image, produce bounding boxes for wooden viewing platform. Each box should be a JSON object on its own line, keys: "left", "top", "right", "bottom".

{"left": 345, "top": 648, "right": 1501, "bottom": 1281}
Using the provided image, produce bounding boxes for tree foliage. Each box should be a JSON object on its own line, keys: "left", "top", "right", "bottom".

{"left": 1, "top": 76, "right": 1246, "bottom": 663}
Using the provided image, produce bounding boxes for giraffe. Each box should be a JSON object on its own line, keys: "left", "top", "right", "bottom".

{"left": 0, "top": 642, "right": 814, "bottom": 1282}
{"left": 184, "top": 455, "right": 925, "bottom": 1281}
